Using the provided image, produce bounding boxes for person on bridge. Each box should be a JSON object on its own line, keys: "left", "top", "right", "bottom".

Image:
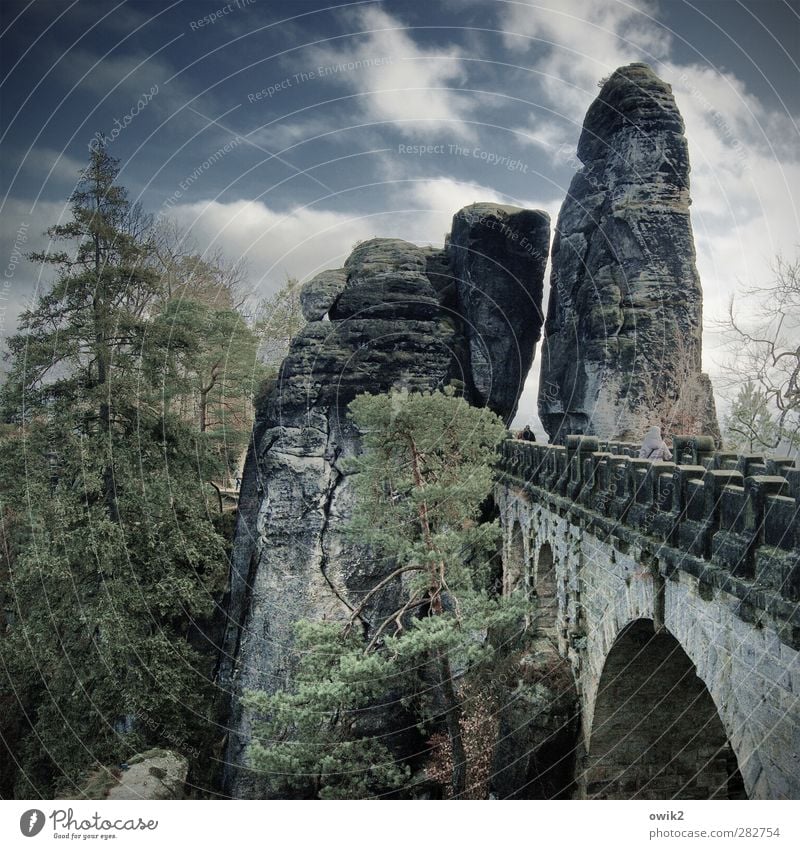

{"left": 639, "top": 426, "right": 672, "bottom": 461}
{"left": 518, "top": 425, "right": 536, "bottom": 442}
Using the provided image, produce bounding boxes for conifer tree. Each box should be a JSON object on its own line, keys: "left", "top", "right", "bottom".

{"left": 246, "top": 389, "right": 525, "bottom": 799}
{"left": 0, "top": 144, "right": 228, "bottom": 795}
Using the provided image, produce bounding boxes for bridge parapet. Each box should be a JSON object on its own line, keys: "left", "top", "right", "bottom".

{"left": 498, "top": 435, "right": 800, "bottom": 647}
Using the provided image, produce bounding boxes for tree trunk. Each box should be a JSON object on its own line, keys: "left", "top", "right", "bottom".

{"left": 199, "top": 390, "right": 208, "bottom": 433}
{"left": 199, "top": 363, "right": 220, "bottom": 434}
{"left": 93, "top": 216, "right": 118, "bottom": 523}
{"left": 95, "top": 314, "right": 117, "bottom": 520}
{"left": 409, "top": 432, "right": 467, "bottom": 796}
{"left": 437, "top": 648, "right": 467, "bottom": 798}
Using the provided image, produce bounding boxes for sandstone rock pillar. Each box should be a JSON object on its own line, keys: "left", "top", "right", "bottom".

{"left": 538, "top": 63, "right": 720, "bottom": 444}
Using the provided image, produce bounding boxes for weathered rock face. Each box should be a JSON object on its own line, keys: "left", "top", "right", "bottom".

{"left": 449, "top": 204, "right": 550, "bottom": 421}
{"left": 221, "top": 216, "right": 549, "bottom": 797}
{"left": 538, "top": 63, "right": 720, "bottom": 444}
{"left": 299, "top": 268, "right": 346, "bottom": 321}
{"left": 221, "top": 239, "right": 454, "bottom": 797}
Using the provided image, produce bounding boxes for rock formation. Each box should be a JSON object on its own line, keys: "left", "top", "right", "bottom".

{"left": 67, "top": 749, "right": 188, "bottom": 800}
{"left": 220, "top": 208, "right": 550, "bottom": 797}
{"left": 104, "top": 750, "right": 188, "bottom": 800}
{"left": 538, "top": 62, "right": 720, "bottom": 444}
{"left": 298, "top": 268, "right": 346, "bottom": 321}
{"left": 449, "top": 204, "right": 549, "bottom": 420}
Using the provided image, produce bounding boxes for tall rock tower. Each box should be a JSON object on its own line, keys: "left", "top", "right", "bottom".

{"left": 538, "top": 63, "right": 719, "bottom": 443}
{"left": 220, "top": 207, "right": 549, "bottom": 797}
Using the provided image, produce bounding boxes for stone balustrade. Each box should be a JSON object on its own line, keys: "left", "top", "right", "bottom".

{"left": 498, "top": 434, "right": 800, "bottom": 648}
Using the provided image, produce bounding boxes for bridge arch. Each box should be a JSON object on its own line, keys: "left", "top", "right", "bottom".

{"left": 581, "top": 619, "right": 745, "bottom": 799}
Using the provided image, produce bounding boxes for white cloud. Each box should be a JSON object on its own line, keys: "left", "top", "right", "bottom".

{"left": 501, "top": 0, "right": 671, "bottom": 114}
{"left": 299, "top": 7, "right": 473, "bottom": 138}
{"left": 165, "top": 199, "right": 378, "bottom": 296}
{"left": 164, "top": 174, "right": 553, "bottom": 296}
{"left": 2, "top": 172, "right": 553, "bottom": 343}
{"left": 15, "top": 147, "right": 85, "bottom": 189}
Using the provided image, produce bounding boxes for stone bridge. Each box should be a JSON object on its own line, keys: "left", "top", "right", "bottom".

{"left": 495, "top": 435, "right": 800, "bottom": 800}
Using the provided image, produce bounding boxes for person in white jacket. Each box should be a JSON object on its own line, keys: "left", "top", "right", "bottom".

{"left": 639, "top": 426, "right": 673, "bottom": 461}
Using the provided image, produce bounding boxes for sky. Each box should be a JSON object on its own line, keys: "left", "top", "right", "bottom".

{"left": 1, "top": 0, "right": 798, "bottom": 429}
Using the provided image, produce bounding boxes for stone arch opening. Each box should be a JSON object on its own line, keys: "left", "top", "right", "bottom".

{"left": 505, "top": 520, "right": 526, "bottom": 595}
{"left": 582, "top": 619, "right": 745, "bottom": 799}
{"left": 534, "top": 542, "right": 557, "bottom": 639}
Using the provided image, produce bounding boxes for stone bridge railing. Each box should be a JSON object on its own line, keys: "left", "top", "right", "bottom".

{"left": 498, "top": 435, "right": 800, "bottom": 650}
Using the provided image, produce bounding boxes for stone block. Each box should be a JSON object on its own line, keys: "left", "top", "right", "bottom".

{"left": 755, "top": 546, "right": 800, "bottom": 602}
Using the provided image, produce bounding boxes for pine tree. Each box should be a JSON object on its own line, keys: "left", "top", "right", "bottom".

{"left": 245, "top": 389, "right": 525, "bottom": 799}
{"left": 243, "top": 620, "right": 411, "bottom": 799}
{"left": 0, "top": 144, "right": 228, "bottom": 795}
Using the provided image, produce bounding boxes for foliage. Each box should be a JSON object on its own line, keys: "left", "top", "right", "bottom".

{"left": 245, "top": 389, "right": 527, "bottom": 799}
{"left": 253, "top": 277, "right": 305, "bottom": 375}
{"left": 346, "top": 388, "right": 507, "bottom": 615}
{"left": 146, "top": 296, "right": 263, "bottom": 480}
{"left": 0, "top": 144, "right": 229, "bottom": 796}
{"left": 244, "top": 621, "right": 409, "bottom": 800}
{"left": 2, "top": 148, "right": 159, "bottom": 428}
{"left": 1, "top": 419, "right": 227, "bottom": 795}
{"left": 147, "top": 228, "right": 267, "bottom": 481}
{"left": 151, "top": 223, "right": 247, "bottom": 309}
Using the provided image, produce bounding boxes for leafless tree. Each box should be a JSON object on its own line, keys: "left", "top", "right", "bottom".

{"left": 635, "top": 330, "right": 714, "bottom": 440}
{"left": 151, "top": 219, "right": 250, "bottom": 310}
{"left": 715, "top": 254, "right": 800, "bottom": 454}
